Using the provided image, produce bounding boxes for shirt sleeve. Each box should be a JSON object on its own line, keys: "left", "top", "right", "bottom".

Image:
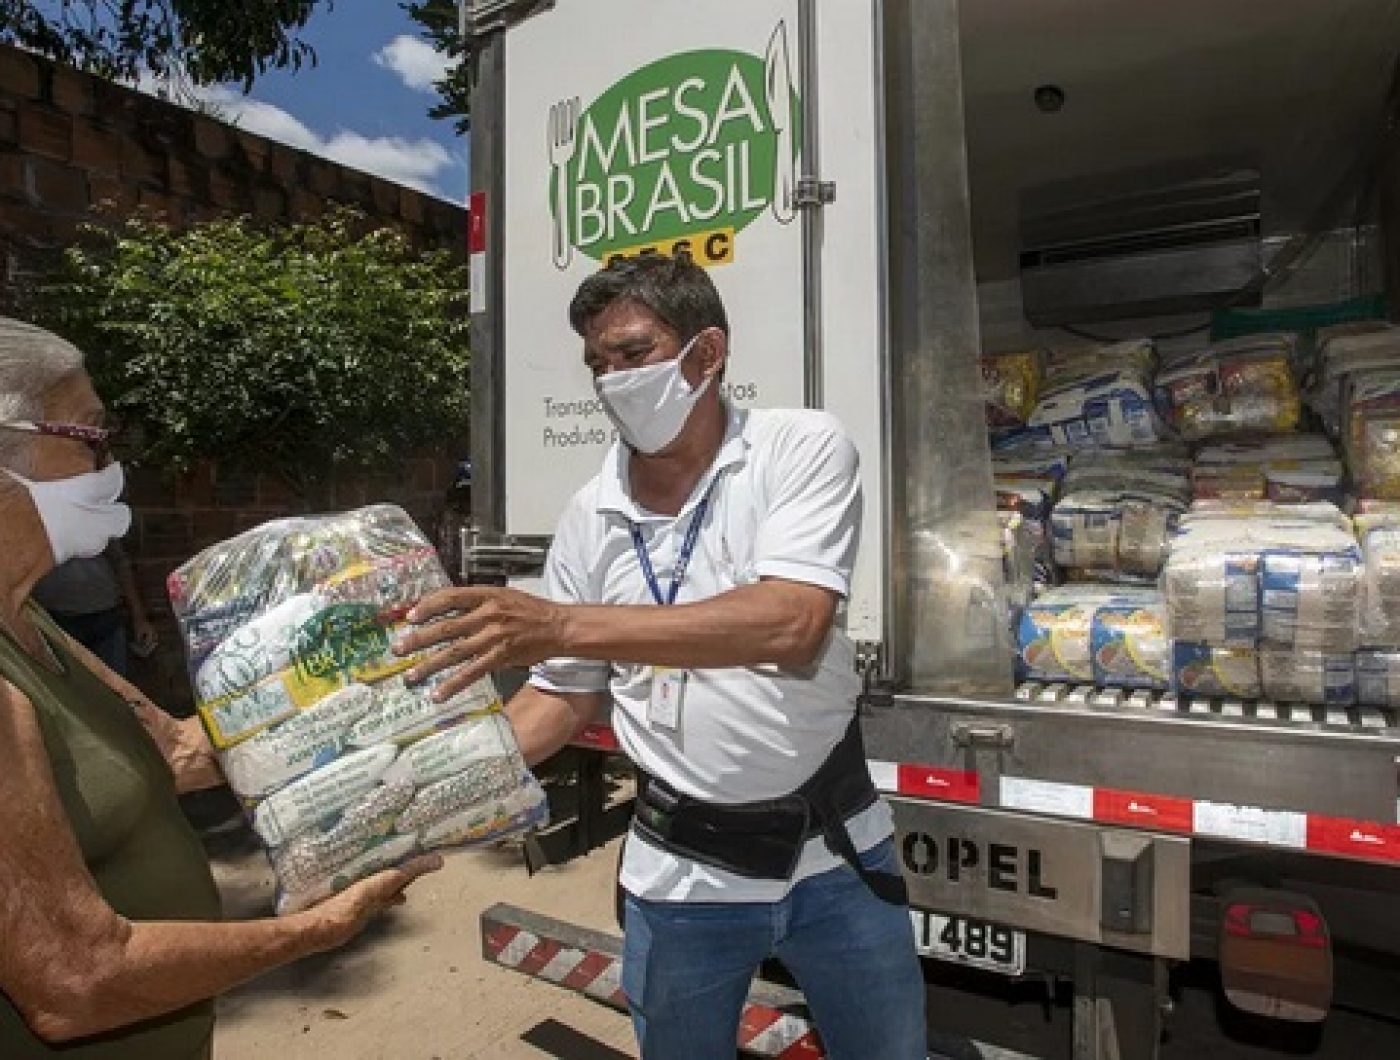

{"left": 752, "top": 413, "right": 863, "bottom": 598}
{"left": 529, "top": 491, "right": 612, "bottom": 695}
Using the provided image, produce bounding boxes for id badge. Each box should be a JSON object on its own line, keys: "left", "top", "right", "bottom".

{"left": 648, "top": 667, "right": 686, "bottom": 730}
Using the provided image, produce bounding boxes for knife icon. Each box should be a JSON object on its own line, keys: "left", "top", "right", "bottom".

{"left": 764, "top": 21, "right": 796, "bottom": 225}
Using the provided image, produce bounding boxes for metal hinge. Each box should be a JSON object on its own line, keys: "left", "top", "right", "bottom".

{"left": 459, "top": 0, "right": 555, "bottom": 43}
{"left": 794, "top": 177, "right": 836, "bottom": 209}
{"left": 855, "top": 640, "right": 892, "bottom": 710}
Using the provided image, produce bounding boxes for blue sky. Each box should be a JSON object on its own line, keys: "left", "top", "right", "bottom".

{"left": 170, "top": 4, "right": 467, "bottom": 203}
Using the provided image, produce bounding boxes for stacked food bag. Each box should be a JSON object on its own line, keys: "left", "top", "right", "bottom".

{"left": 1161, "top": 502, "right": 1363, "bottom": 705}
{"left": 981, "top": 349, "right": 1045, "bottom": 437}
{"left": 1049, "top": 448, "right": 1190, "bottom": 583}
{"left": 169, "top": 504, "right": 547, "bottom": 913}
{"left": 1016, "top": 586, "right": 1168, "bottom": 691}
{"left": 1018, "top": 339, "right": 1167, "bottom": 450}
{"left": 1192, "top": 435, "right": 1343, "bottom": 503}
{"left": 1155, "top": 334, "right": 1302, "bottom": 441}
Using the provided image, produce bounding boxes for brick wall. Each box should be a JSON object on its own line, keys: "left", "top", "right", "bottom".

{"left": 0, "top": 43, "right": 464, "bottom": 300}
{"left": 0, "top": 44, "right": 471, "bottom": 713}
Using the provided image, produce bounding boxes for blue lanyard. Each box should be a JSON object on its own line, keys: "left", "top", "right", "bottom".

{"left": 630, "top": 480, "right": 717, "bottom": 606}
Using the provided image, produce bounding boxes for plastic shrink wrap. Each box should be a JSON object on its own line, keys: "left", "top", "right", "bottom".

{"left": 1050, "top": 449, "right": 1189, "bottom": 581}
{"left": 169, "top": 505, "right": 548, "bottom": 913}
{"left": 1016, "top": 586, "right": 1169, "bottom": 691}
{"left": 1155, "top": 335, "right": 1301, "bottom": 441}
{"left": 1020, "top": 340, "right": 1167, "bottom": 449}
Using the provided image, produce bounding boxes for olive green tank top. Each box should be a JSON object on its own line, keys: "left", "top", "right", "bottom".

{"left": 0, "top": 604, "right": 220, "bottom": 1060}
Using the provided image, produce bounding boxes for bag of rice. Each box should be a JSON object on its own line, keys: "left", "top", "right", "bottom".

{"left": 169, "top": 504, "right": 548, "bottom": 913}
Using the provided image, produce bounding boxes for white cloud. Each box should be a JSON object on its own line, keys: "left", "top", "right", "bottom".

{"left": 136, "top": 79, "right": 463, "bottom": 201}
{"left": 372, "top": 35, "right": 450, "bottom": 94}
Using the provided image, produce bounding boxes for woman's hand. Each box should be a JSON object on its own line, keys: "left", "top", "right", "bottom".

{"left": 301, "top": 855, "right": 445, "bottom": 952}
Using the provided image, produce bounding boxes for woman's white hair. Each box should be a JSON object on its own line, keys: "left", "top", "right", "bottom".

{"left": 0, "top": 317, "right": 85, "bottom": 472}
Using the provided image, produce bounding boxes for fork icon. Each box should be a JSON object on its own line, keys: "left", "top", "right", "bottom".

{"left": 549, "top": 97, "right": 580, "bottom": 270}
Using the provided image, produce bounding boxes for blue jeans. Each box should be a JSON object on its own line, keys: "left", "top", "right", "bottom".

{"left": 621, "top": 837, "right": 926, "bottom": 1060}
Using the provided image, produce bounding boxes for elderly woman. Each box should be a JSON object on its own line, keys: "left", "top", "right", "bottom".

{"left": 0, "top": 318, "right": 440, "bottom": 1059}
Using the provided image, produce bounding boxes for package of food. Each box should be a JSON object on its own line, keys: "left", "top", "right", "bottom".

{"left": 1171, "top": 642, "right": 1262, "bottom": 700}
{"left": 1090, "top": 597, "right": 1170, "bottom": 691}
{"left": 1022, "top": 340, "right": 1167, "bottom": 449}
{"left": 1016, "top": 586, "right": 1167, "bottom": 690}
{"left": 1192, "top": 435, "right": 1343, "bottom": 504}
{"left": 982, "top": 349, "right": 1045, "bottom": 430}
{"left": 1357, "top": 515, "right": 1400, "bottom": 648}
{"left": 1355, "top": 650, "right": 1400, "bottom": 707}
{"left": 1015, "top": 586, "right": 1113, "bottom": 684}
{"left": 1313, "top": 327, "right": 1400, "bottom": 436}
{"left": 1258, "top": 550, "right": 1362, "bottom": 653}
{"left": 1049, "top": 449, "right": 1189, "bottom": 580}
{"left": 1156, "top": 335, "right": 1301, "bottom": 441}
{"left": 1344, "top": 367, "right": 1400, "bottom": 502}
{"left": 1161, "top": 503, "right": 1358, "bottom": 649}
{"left": 1259, "top": 648, "right": 1356, "bottom": 706}
{"left": 169, "top": 505, "right": 548, "bottom": 914}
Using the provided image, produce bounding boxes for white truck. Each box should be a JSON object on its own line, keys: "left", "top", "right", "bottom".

{"left": 458, "top": 1, "right": 1400, "bottom": 1056}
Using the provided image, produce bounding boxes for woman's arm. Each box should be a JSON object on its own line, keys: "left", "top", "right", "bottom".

{"left": 0, "top": 677, "right": 439, "bottom": 1043}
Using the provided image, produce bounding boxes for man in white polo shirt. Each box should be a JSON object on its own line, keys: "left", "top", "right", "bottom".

{"left": 397, "top": 253, "right": 925, "bottom": 1059}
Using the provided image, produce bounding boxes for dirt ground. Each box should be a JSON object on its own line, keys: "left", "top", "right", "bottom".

{"left": 210, "top": 828, "right": 639, "bottom": 1060}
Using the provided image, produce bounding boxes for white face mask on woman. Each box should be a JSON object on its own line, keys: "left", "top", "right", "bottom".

{"left": 3, "top": 462, "right": 131, "bottom": 565}
{"left": 593, "top": 333, "right": 712, "bottom": 454}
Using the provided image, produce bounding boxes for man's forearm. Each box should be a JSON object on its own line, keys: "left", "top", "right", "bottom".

{"left": 505, "top": 684, "right": 603, "bottom": 767}
{"left": 559, "top": 582, "right": 834, "bottom": 671}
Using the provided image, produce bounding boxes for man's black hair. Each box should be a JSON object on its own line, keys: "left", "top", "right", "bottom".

{"left": 569, "top": 252, "right": 729, "bottom": 341}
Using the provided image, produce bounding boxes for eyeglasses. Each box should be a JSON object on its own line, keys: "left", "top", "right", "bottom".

{"left": 0, "top": 420, "right": 115, "bottom": 464}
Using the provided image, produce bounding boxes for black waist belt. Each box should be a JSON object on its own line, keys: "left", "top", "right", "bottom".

{"left": 632, "top": 717, "right": 908, "bottom": 905}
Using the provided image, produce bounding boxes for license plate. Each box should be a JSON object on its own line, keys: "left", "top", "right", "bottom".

{"left": 910, "top": 911, "right": 1026, "bottom": 976}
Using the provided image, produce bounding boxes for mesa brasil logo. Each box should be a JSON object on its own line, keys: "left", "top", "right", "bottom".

{"left": 546, "top": 21, "right": 801, "bottom": 270}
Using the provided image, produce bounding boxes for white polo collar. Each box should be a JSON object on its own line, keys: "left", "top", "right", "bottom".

{"left": 596, "top": 402, "right": 750, "bottom": 523}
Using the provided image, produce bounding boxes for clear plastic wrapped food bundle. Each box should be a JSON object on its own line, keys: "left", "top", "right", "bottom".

{"left": 1155, "top": 335, "right": 1301, "bottom": 441}
{"left": 1355, "top": 650, "right": 1400, "bottom": 708}
{"left": 1312, "top": 325, "right": 1400, "bottom": 437}
{"left": 1161, "top": 503, "right": 1359, "bottom": 650}
{"left": 1050, "top": 449, "right": 1190, "bottom": 581}
{"left": 1344, "top": 367, "right": 1400, "bottom": 502}
{"left": 1016, "top": 586, "right": 1168, "bottom": 690}
{"left": 168, "top": 505, "right": 548, "bottom": 914}
{"left": 1357, "top": 513, "right": 1400, "bottom": 648}
{"left": 1192, "top": 435, "right": 1343, "bottom": 505}
{"left": 1171, "top": 642, "right": 1262, "bottom": 700}
{"left": 1258, "top": 647, "right": 1356, "bottom": 706}
{"left": 981, "top": 349, "right": 1045, "bottom": 431}
{"left": 1020, "top": 339, "right": 1167, "bottom": 449}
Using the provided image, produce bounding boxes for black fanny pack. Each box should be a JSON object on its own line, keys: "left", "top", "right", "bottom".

{"left": 632, "top": 717, "right": 908, "bottom": 905}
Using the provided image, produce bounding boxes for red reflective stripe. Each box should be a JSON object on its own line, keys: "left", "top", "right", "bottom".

{"left": 561, "top": 950, "right": 615, "bottom": 992}
{"left": 482, "top": 924, "right": 519, "bottom": 958}
{"left": 776, "top": 1031, "right": 827, "bottom": 1059}
{"left": 514, "top": 938, "right": 564, "bottom": 977}
{"left": 896, "top": 764, "right": 980, "bottom": 803}
{"left": 1305, "top": 816, "right": 1400, "bottom": 861}
{"left": 738, "top": 1005, "right": 785, "bottom": 1045}
{"left": 469, "top": 191, "right": 487, "bottom": 253}
{"left": 1093, "top": 789, "right": 1194, "bottom": 833}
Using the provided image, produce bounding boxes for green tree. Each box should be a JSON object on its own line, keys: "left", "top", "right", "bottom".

{"left": 0, "top": 1, "right": 323, "bottom": 89}
{"left": 405, "top": 0, "right": 471, "bottom": 131}
{"left": 36, "top": 209, "right": 470, "bottom": 493}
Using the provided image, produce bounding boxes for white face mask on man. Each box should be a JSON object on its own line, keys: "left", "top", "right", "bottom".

{"left": 593, "top": 333, "right": 713, "bottom": 454}
{"left": 3, "top": 462, "right": 131, "bottom": 565}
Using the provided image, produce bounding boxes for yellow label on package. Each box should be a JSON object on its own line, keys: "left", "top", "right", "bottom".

{"left": 199, "top": 655, "right": 416, "bottom": 749}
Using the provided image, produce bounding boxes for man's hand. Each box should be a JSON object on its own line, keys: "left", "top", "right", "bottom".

{"left": 394, "top": 588, "right": 572, "bottom": 700}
